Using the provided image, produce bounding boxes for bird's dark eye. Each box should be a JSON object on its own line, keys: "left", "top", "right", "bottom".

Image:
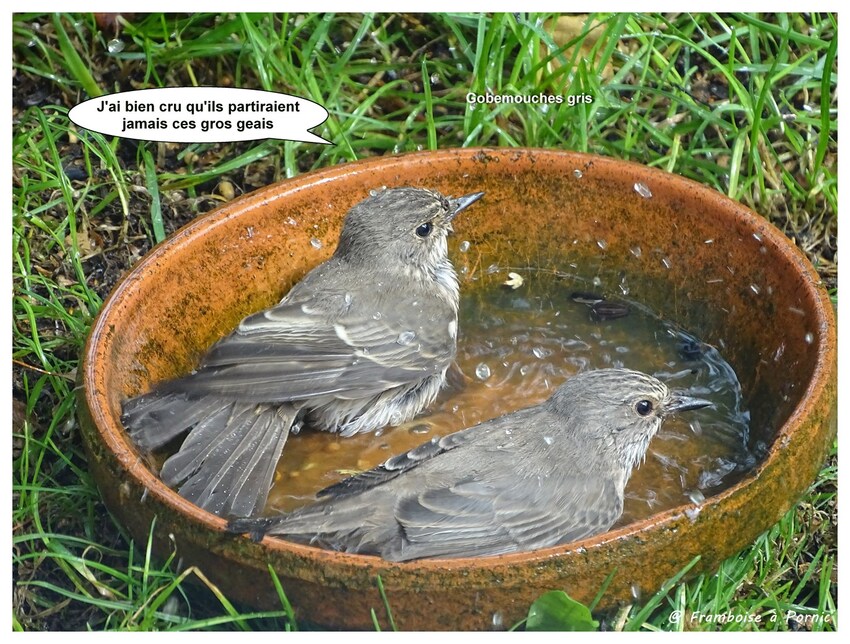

{"left": 635, "top": 400, "right": 654, "bottom": 416}
{"left": 415, "top": 222, "right": 433, "bottom": 238}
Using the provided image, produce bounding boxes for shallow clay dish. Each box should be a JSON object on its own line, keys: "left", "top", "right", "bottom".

{"left": 78, "top": 148, "right": 836, "bottom": 630}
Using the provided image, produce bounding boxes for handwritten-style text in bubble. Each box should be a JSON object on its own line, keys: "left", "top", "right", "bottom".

{"left": 69, "top": 87, "right": 331, "bottom": 144}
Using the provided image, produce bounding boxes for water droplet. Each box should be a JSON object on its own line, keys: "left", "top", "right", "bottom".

{"left": 107, "top": 39, "right": 125, "bottom": 54}
{"left": 631, "top": 583, "right": 642, "bottom": 601}
{"left": 573, "top": 169, "right": 583, "bottom": 179}
{"left": 592, "top": 276, "right": 602, "bottom": 287}
{"left": 486, "top": 263, "right": 500, "bottom": 274}
{"left": 310, "top": 237, "right": 323, "bottom": 249}
{"left": 749, "top": 283, "right": 761, "bottom": 295}
{"left": 704, "top": 238, "right": 715, "bottom": 244}
{"left": 369, "top": 188, "right": 378, "bottom": 196}
{"left": 520, "top": 365, "right": 530, "bottom": 376}
{"left": 459, "top": 240, "right": 471, "bottom": 252}
{"left": 430, "top": 72, "right": 440, "bottom": 85}
{"left": 596, "top": 239, "right": 608, "bottom": 250}
{"left": 397, "top": 330, "right": 416, "bottom": 345}
{"left": 409, "top": 424, "right": 430, "bottom": 435}
{"left": 685, "top": 506, "right": 702, "bottom": 522}
{"left": 688, "top": 489, "right": 706, "bottom": 504}
{"left": 615, "top": 346, "right": 629, "bottom": 354}
{"left": 27, "top": 38, "right": 36, "bottom": 47}
{"left": 491, "top": 612, "right": 503, "bottom": 630}
{"left": 661, "top": 257, "right": 672, "bottom": 269}
{"left": 630, "top": 245, "right": 642, "bottom": 258}
{"left": 389, "top": 411, "right": 404, "bottom": 426}
{"left": 633, "top": 182, "right": 652, "bottom": 198}
{"left": 543, "top": 436, "right": 554, "bottom": 446}
{"left": 532, "top": 347, "right": 552, "bottom": 359}
{"left": 804, "top": 332, "right": 814, "bottom": 344}
{"left": 343, "top": 292, "right": 352, "bottom": 306}
{"left": 285, "top": 217, "right": 298, "bottom": 226}
{"left": 689, "top": 420, "right": 703, "bottom": 435}
{"left": 475, "top": 363, "right": 491, "bottom": 380}
{"left": 372, "top": 311, "right": 382, "bottom": 320}
{"left": 752, "top": 233, "right": 763, "bottom": 242}
{"left": 245, "top": 226, "right": 254, "bottom": 238}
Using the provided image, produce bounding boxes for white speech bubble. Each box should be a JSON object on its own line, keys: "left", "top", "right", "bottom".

{"left": 68, "top": 87, "right": 332, "bottom": 145}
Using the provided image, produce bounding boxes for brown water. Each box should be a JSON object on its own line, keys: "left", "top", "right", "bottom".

{"left": 266, "top": 269, "right": 756, "bottom": 525}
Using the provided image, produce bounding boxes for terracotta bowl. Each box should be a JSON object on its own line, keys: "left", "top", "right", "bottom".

{"left": 78, "top": 148, "right": 836, "bottom": 630}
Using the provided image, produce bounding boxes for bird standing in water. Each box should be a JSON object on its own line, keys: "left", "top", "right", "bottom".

{"left": 123, "top": 187, "right": 485, "bottom": 519}
{"left": 228, "top": 368, "right": 711, "bottom": 561}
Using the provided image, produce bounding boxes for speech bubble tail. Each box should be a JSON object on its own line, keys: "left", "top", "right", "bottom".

{"left": 296, "top": 131, "right": 333, "bottom": 145}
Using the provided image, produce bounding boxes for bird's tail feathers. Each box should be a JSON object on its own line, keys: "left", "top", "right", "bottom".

{"left": 123, "top": 391, "right": 226, "bottom": 450}
{"left": 228, "top": 494, "right": 398, "bottom": 558}
{"left": 227, "top": 516, "right": 278, "bottom": 542}
{"left": 158, "top": 402, "right": 294, "bottom": 518}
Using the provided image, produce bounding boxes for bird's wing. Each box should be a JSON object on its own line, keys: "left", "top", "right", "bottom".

{"left": 156, "top": 284, "right": 456, "bottom": 403}
{"left": 315, "top": 421, "right": 483, "bottom": 498}
{"left": 388, "top": 473, "right": 622, "bottom": 561}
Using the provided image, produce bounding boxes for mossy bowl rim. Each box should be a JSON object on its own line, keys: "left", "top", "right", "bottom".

{"left": 78, "top": 147, "right": 836, "bottom": 629}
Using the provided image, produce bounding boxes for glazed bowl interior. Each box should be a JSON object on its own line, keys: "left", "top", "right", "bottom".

{"left": 79, "top": 148, "right": 835, "bottom": 630}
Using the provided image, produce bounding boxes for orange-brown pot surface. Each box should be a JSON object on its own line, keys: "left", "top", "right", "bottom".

{"left": 78, "top": 148, "right": 836, "bottom": 630}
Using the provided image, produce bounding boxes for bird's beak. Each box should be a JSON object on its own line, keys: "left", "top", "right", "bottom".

{"left": 665, "top": 392, "right": 713, "bottom": 414}
{"left": 446, "top": 191, "right": 485, "bottom": 221}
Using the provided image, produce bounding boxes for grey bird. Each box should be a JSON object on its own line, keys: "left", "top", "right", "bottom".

{"left": 228, "top": 368, "right": 711, "bottom": 561}
{"left": 122, "top": 187, "right": 485, "bottom": 519}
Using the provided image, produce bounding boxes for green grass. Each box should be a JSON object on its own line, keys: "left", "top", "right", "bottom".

{"left": 618, "top": 441, "right": 837, "bottom": 632}
{"left": 12, "top": 12, "right": 836, "bottom": 630}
